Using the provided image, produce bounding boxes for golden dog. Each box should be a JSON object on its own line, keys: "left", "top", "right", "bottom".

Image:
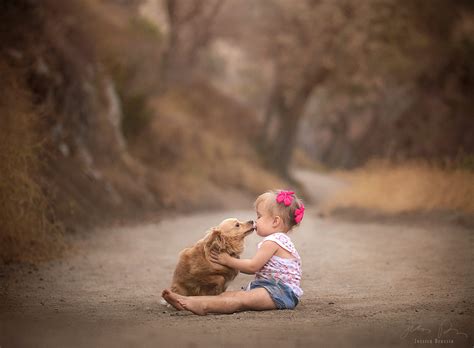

{"left": 170, "top": 218, "right": 255, "bottom": 296}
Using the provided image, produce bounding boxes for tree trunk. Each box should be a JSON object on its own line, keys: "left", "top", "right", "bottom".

{"left": 261, "top": 67, "right": 329, "bottom": 178}
{"left": 269, "top": 111, "right": 299, "bottom": 177}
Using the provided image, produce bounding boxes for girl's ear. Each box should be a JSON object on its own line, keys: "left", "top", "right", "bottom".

{"left": 272, "top": 216, "right": 282, "bottom": 228}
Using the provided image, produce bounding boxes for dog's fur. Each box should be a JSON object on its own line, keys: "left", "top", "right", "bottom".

{"left": 170, "top": 218, "right": 255, "bottom": 296}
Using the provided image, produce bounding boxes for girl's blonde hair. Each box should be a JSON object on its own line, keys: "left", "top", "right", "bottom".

{"left": 254, "top": 189, "right": 304, "bottom": 231}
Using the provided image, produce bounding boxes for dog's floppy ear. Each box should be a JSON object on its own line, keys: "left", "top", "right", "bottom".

{"left": 206, "top": 228, "right": 225, "bottom": 252}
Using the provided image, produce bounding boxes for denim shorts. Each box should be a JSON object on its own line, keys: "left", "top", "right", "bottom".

{"left": 243, "top": 278, "right": 299, "bottom": 309}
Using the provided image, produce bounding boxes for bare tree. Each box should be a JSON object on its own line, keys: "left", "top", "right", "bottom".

{"left": 304, "top": 0, "right": 474, "bottom": 167}
{"left": 254, "top": 0, "right": 353, "bottom": 177}
{"left": 160, "top": 0, "right": 224, "bottom": 90}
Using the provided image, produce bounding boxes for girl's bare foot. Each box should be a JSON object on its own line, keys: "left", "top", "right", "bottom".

{"left": 161, "top": 289, "right": 184, "bottom": 310}
{"left": 177, "top": 297, "right": 208, "bottom": 316}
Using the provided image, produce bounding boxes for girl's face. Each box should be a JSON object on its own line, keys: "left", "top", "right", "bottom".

{"left": 255, "top": 201, "right": 278, "bottom": 237}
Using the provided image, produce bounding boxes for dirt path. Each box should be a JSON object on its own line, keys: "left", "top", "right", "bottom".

{"left": 1, "top": 170, "right": 473, "bottom": 347}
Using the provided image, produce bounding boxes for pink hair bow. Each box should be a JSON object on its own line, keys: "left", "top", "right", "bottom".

{"left": 294, "top": 203, "right": 305, "bottom": 224}
{"left": 276, "top": 190, "right": 295, "bottom": 206}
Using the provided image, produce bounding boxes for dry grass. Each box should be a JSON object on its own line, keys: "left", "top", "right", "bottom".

{"left": 0, "top": 63, "right": 67, "bottom": 264}
{"left": 325, "top": 159, "right": 474, "bottom": 215}
{"left": 292, "top": 148, "right": 328, "bottom": 172}
{"left": 130, "top": 83, "right": 286, "bottom": 209}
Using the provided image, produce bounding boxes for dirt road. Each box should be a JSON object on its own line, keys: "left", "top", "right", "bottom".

{"left": 1, "top": 170, "right": 473, "bottom": 347}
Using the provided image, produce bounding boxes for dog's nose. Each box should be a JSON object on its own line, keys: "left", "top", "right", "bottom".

{"left": 248, "top": 220, "right": 256, "bottom": 228}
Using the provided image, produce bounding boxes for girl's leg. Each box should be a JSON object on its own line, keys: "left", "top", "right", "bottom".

{"left": 161, "top": 289, "right": 242, "bottom": 311}
{"left": 162, "top": 288, "right": 276, "bottom": 315}
{"left": 217, "top": 290, "right": 243, "bottom": 298}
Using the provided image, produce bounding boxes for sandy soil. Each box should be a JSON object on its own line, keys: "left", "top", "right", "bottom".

{"left": 1, "top": 170, "right": 473, "bottom": 347}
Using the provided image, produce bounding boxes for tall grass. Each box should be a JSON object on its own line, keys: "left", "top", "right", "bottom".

{"left": 0, "top": 64, "right": 66, "bottom": 264}
{"left": 326, "top": 159, "right": 474, "bottom": 215}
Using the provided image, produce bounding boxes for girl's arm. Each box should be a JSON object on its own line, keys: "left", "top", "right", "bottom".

{"left": 210, "top": 241, "right": 279, "bottom": 274}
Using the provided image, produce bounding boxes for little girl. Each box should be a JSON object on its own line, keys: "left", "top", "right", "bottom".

{"left": 162, "top": 189, "right": 304, "bottom": 315}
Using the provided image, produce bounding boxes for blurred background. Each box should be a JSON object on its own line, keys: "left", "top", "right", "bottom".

{"left": 1, "top": 0, "right": 473, "bottom": 264}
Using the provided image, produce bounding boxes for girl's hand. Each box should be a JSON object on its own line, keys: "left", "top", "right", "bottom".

{"left": 210, "top": 250, "right": 231, "bottom": 266}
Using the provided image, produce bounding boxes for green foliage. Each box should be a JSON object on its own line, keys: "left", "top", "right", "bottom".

{"left": 120, "top": 92, "right": 153, "bottom": 138}
{"left": 129, "top": 16, "right": 162, "bottom": 40}
{"left": 452, "top": 151, "right": 474, "bottom": 171}
{"left": 108, "top": 59, "right": 154, "bottom": 139}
